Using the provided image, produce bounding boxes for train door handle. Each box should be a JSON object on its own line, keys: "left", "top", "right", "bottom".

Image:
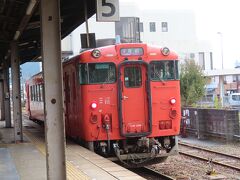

{"left": 123, "top": 95, "right": 128, "bottom": 100}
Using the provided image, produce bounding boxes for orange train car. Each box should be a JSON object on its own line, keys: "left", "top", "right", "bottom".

{"left": 26, "top": 72, "right": 44, "bottom": 123}
{"left": 26, "top": 43, "right": 181, "bottom": 167}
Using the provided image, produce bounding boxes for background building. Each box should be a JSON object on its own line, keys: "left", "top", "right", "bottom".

{"left": 61, "top": 2, "right": 213, "bottom": 70}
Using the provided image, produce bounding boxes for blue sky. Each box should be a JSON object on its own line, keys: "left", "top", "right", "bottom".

{"left": 20, "top": 62, "right": 40, "bottom": 81}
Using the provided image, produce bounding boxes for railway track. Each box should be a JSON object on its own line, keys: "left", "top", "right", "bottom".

{"left": 131, "top": 167, "right": 175, "bottom": 180}
{"left": 178, "top": 142, "right": 240, "bottom": 171}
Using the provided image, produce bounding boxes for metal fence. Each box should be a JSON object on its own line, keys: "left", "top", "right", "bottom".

{"left": 197, "top": 96, "right": 230, "bottom": 108}
{"left": 181, "top": 107, "right": 240, "bottom": 141}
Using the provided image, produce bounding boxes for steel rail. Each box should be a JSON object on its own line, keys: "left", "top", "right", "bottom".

{"left": 179, "top": 142, "right": 240, "bottom": 160}
{"left": 132, "top": 167, "right": 176, "bottom": 180}
{"left": 179, "top": 151, "right": 240, "bottom": 171}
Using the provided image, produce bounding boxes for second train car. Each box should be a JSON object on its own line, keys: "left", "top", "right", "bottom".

{"left": 26, "top": 43, "right": 181, "bottom": 167}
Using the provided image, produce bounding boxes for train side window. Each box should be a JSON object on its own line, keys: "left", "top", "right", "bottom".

{"left": 30, "top": 86, "right": 33, "bottom": 101}
{"left": 124, "top": 66, "right": 142, "bottom": 88}
{"left": 36, "top": 85, "right": 39, "bottom": 101}
{"left": 38, "top": 85, "right": 41, "bottom": 101}
{"left": 33, "top": 85, "right": 35, "bottom": 101}
{"left": 33, "top": 85, "right": 37, "bottom": 101}
{"left": 79, "top": 64, "right": 88, "bottom": 84}
{"left": 31, "top": 86, "right": 33, "bottom": 101}
{"left": 33, "top": 85, "right": 36, "bottom": 101}
{"left": 37, "top": 85, "right": 40, "bottom": 101}
{"left": 35, "top": 85, "right": 38, "bottom": 101}
{"left": 40, "top": 84, "right": 43, "bottom": 102}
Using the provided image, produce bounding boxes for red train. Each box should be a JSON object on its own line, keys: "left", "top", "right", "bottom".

{"left": 26, "top": 43, "right": 181, "bottom": 167}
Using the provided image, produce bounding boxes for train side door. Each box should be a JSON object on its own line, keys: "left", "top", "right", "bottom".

{"left": 64, "top": 73, "right": 71, "bottom": 135}
{"left": 118, "top": 62, "right": 151, "bottom": 137}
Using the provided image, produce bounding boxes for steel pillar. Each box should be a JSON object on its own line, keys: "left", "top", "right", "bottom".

{"left": 3, "top": 65, "right": 11, "bottom": 128}
{"left": 40, "top": 0, "right": 66, "bottom": 179}
{"left": 0, "top": 78, "right": 4, "bottom": 121}
{"left": 11, "top": 41, "right": 23, "bottom": 142}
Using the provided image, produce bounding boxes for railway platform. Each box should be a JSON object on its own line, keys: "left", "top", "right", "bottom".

{"left": 0, "top": 116, "right": 145, "bottom": 180}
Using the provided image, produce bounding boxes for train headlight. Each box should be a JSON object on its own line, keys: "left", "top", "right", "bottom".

{"left": 91, "top": 49, "right": 101, "bottom": 58}
{"left": 161, "top": 47, "right": 170, "bottom": 56}
{"left": 90, "top": 102, "right": 98, "bottom": 109}
{"left": 170, "top": 98, "right": 176, "bottom": 105}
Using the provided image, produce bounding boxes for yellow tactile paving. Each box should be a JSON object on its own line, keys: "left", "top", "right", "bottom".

{"left": 23, "top": 131, "right": 90, "bottom": 180}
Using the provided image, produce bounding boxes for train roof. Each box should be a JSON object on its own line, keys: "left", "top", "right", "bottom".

{"left": 26, "top": 72, "right": 43, "bottom": 85}
{"left": 63, "top": 43, "right": 178, "bottom": 65}
{"left": 81, "top": 43, "right": 178, "bottom": 56}
{"left": 29, "top": 72, "right": 43, "bottom": 79}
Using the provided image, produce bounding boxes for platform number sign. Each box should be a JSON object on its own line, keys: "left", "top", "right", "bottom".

{"left": 96, "top": 0, "right": 120, "bottom": 22}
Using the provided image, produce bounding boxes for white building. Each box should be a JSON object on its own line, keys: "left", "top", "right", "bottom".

{"left": 61, "top": 2, "right": 213, "bottom": 70}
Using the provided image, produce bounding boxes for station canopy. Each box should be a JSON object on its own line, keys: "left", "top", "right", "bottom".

{"left": 0, "top": 0, "right": 96, "bottom": 66}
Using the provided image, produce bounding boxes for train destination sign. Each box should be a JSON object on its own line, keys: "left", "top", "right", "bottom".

{"left": 120, "top": 48, "right": 144, "bottom": 56}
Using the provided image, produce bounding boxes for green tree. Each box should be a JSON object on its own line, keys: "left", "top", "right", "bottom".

{"left": 180, "top": 60, "right": 207, "bottom": 106}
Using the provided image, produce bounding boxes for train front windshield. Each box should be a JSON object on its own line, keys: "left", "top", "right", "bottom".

{"left": 79, "top": 63, "right": 116, "bottom": 84}
{"left": 79, "top": 60, "right": 179, "bottom": 85}
{"left": 150, "top": 60, "right": 179, "bottom": 81}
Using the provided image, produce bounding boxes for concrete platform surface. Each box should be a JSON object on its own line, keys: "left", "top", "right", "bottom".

{"left": 0, "top": 148, "right": 20, "bottom": 180}
{"left": 0, "top": 118, "right": 145, "bottom": 180}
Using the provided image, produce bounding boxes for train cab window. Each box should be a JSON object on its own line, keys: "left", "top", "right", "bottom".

{"left": 124, "top": 67, "right": 142, "bottom": 88}
{"left": 79, "top": 63, "right": 116, "bottom": 84}
{"left": 150, "top": 61, "right": 178, "bottom": 81}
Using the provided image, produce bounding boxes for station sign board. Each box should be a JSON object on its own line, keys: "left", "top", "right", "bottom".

{"left": 96, "top": 0, "right": 120, "bottom": 22}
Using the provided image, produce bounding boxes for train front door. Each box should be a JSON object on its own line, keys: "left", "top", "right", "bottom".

{"left": 118, "top": 62, "right": 151, "bottom": 137}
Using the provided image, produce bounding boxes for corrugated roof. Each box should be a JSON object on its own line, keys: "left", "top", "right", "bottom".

{"left": 0, "top": 0, "right": 96, "bottom": 67}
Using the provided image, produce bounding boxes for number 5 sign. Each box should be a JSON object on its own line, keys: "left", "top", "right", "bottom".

{"left": 96, "top": 0, "right": 120, "bottom": 22}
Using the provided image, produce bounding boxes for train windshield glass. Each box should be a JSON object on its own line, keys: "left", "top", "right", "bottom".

{"left": 79, "top": 63, "right": 116, "bottom": 84}
{"left": 124, "top": 66, "right": 142, "bottom": 88}
{"left": 150, "top": 60, "right": 179, "bottom": 81}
